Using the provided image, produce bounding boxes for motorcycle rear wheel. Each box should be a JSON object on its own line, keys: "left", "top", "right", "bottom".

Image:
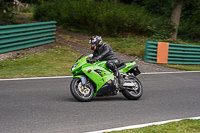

{"left": 121, "top": 76, "right": 143, "bottom": 100}
{"left": 70, "top": 78, "right": 94, "bottom": 102}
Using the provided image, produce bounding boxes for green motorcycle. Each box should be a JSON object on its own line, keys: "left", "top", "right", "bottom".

{"left": 70, "top": 54, "right": 143, "bottom": 102}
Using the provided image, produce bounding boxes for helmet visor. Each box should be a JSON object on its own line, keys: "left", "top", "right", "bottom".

{"left": 89, "top": 39, "right": 93, "bottom": 43}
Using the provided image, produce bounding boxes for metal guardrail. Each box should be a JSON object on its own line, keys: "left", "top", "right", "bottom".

{"left": 144, "top": 41, "right": 200, "bottom": 64}
{"left": 0, "top": 21, "right": 57, "bottom": 54}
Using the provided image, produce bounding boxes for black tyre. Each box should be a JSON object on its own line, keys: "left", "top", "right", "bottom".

{"left": 122, "top": 76, "right": 143, "bottom": 100}
{"left": 70, "top": 78, "right": 94, "bottom": 102}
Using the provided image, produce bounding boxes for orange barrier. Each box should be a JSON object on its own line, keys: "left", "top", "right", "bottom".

{"left": 157, "top": 42, "right": 169, "bottom": 64}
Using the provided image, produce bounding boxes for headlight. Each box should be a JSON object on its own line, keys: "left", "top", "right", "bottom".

{"left": 71, "top": 63, "right": 79, "bottom": 71}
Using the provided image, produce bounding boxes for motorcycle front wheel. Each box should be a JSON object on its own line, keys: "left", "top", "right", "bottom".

{"left": 70, "top": 78, "right": 94, "bottom": 102}
{"left": 121, "top": 76, "right": 143, "bottom": 100}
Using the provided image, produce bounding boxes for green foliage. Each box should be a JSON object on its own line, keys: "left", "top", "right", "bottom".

{"left": 178, "top": 1, "right": 200, "bottom": 42}
{"left": 0, "top": 0, "right": 14, "bottom": 25}
{"left": 123, "top": 0, "right": 200, "bottom": 42}
{"left": 147, "top": 17, "right": 172, "bottom": 41}
{"left": 34, "top": 0, "right": 164, "bottom": 37}
{"left": 178, "top": 17, "right": 200, "bottom": 42}
{"left": 143, "top": 0, "right": 173, "bottom": 17}
{"left": 33, "top": 0, "right": 200, "bottom": 41}
{"left": 19, "top": 0, "right": 54, "bottom": 4}
{"left": 33, "top": 2, "right": 60, "bottom": 21}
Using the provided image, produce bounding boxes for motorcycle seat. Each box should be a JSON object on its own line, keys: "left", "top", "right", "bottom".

{"left": 117, "top": 60, "right": 134, "bottom": 70}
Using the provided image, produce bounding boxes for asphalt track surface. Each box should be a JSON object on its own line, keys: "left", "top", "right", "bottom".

{"left": 0, "top": 72, "right": 200, "bottom": 133}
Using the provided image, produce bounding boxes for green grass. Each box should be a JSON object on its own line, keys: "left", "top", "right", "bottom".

{"left": 104, "top": 36, "right": 148, "bottom": 59}
{"left": 106, "top": 119, "right": 200, "bottom": 133}
{"left": 1, "top": 35, "right": 200, "bottom": 79}
{"left": 0, "top": 45, "right": 81, "bottom": 79}
{"left": 163, "top": 64, "right": 200, "bottom": 71}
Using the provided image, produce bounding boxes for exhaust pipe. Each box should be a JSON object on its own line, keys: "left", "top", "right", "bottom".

{"left": 123, "top": 82, "right": 136, "bottom": 87}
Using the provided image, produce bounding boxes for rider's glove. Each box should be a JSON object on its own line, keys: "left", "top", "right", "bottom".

{"left": 87, "top": 56, "right": 101, "bottom": 63}
{"left": 93, "top": 56, "right": 101, "bottom": 60}
{"left": 87, "top": 59, "right": 96, "bottom": 63}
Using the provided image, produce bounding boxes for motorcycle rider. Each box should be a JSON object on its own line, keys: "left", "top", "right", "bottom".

{"left": 89, "top": 35, "right": 124, "bottom": 87}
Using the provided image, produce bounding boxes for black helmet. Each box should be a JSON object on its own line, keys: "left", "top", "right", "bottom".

{"left": 89, "top": 35, "right": 103, "bottom": 51}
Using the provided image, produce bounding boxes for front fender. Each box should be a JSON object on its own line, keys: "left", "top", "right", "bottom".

{"left": 73, "top": 75, "right": 82, "bottom": 78}
{"left": 73, "top": 75, "right": 87, "bottom": 87}
{"left": 73, "top": 74, "right": 97, "bottom": 96}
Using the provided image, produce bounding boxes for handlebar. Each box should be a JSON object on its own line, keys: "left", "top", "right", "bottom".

{"left": 87, "top": 59, "right": 99, "bottom": 64}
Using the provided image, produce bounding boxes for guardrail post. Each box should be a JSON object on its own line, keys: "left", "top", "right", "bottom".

{"left": 157, "top": 42, "right": 169, "bottom": 64}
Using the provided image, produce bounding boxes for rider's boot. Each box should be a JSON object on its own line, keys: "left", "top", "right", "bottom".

{"left": 115, "top": 72, "right": 124, "bottom": 88}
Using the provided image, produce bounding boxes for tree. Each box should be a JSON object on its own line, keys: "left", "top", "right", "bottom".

{"left": 0, "top": 0, "right": 14, "bottom": 25}
{"left": 170, "top": 0, "right": 184, "bottom": 40}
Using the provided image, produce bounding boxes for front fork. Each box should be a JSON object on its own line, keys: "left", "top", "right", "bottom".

{"left": 73, "top": 75, "right": 97, "bottom": 96}
{"left": 79, "top": 75, "right": 87, "bottom": 89}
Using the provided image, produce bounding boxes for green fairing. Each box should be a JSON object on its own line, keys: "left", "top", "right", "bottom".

{"left": 71, "top": 54, "right": 137, "bottom": 94}
{"left": 119, "top": 61, "right": 137, "bottom": 73}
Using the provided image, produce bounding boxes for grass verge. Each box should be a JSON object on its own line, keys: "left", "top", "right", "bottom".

{"left": 1, "top": 34, "right": 200, "bottom": 79}
{"left": 104, "top": 36, "right": 147, "bottom": 59}
{"left": 0, "top": 45, "right": 81, "bottom": 79}
{"left": 106, "top": 119, "right": 200, "bottom": 133}
{"left": 163, "top": 64, "right": 200, "bottom": 71}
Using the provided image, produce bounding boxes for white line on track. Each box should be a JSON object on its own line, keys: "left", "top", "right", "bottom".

{"left": 0, "top": 76, "right": 72, "bottom": 81}
{"left": 85, "top": 116, "right": 200, "bottom": 133}
{"left": 0, "top": 71, "right": 199, "bottom": 81}
{"left": 141, "top": 71, "right": 200, "bottom": 75}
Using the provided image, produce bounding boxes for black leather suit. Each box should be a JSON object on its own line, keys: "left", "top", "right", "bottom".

{"left": 92, "top": 43, "right": 120, "bottom": 74}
